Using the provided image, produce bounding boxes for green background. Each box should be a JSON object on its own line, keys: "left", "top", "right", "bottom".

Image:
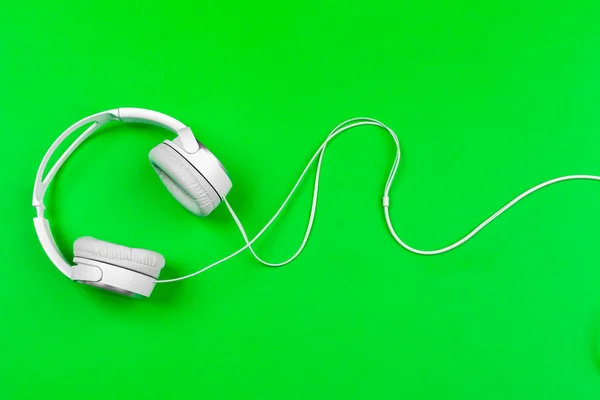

{"left": 2, "top": 1, "right": 600, "bottom": 398}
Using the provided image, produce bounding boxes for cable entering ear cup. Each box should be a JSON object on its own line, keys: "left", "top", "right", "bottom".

{"left": 149, "top": 143, "right": 221, "bottom": 216}
{"left": 73, "top": 237, "right": 165, "bottom": 278}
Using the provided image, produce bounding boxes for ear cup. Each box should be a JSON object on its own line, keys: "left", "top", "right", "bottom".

{"left": 149, "top": 143, "right": 221, "bottom": 216}
{"left": 73, "top": 237, "right": 165, "bottom": 278}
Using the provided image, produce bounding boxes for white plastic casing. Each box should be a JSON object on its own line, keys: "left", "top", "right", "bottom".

{"left": 118, "top": 108, "right": 200, "bottom": 153}
{"left": 33, "top": 217, "right": 72, "bottom": 278}
{"left": 167, "top": 137, "right": 233, "bottom": 198}
{"left": 73, "top": 258, "right": 157, "bottom": 297}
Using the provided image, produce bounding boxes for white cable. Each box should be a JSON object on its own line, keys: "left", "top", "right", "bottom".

{"left": 156, "top": 118, "right": 600, "bottom": 283}
{"left": 226, "top": 118, "right": 399, "bottom": 267}
{"left": 385, "top": 174, "right": 600, "bottom": 255}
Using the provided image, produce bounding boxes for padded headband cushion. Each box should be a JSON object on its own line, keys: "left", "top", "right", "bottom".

{"left": 73, "top": 237, "right": 165, "bottom": 278}
{"left": 148, "top": 143, "right": 221, "bottom": 216}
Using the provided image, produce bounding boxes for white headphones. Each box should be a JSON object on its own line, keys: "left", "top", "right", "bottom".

{"left": 33, "top": 108, "right": 232, "bottom": 297}
{"left": 34, "top": 108, "right": 600, "bottom": 298}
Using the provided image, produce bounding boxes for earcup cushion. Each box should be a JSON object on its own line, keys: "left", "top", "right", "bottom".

{"left": 149, "top": 143, "right": 221, "bottom": 216}
{"left": 73, "top": 237, "right": 165, "bottom": 278}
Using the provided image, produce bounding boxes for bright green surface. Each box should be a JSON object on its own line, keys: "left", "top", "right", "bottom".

{"left": 2, "top": 1, "right": 600, "bottom": 398}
